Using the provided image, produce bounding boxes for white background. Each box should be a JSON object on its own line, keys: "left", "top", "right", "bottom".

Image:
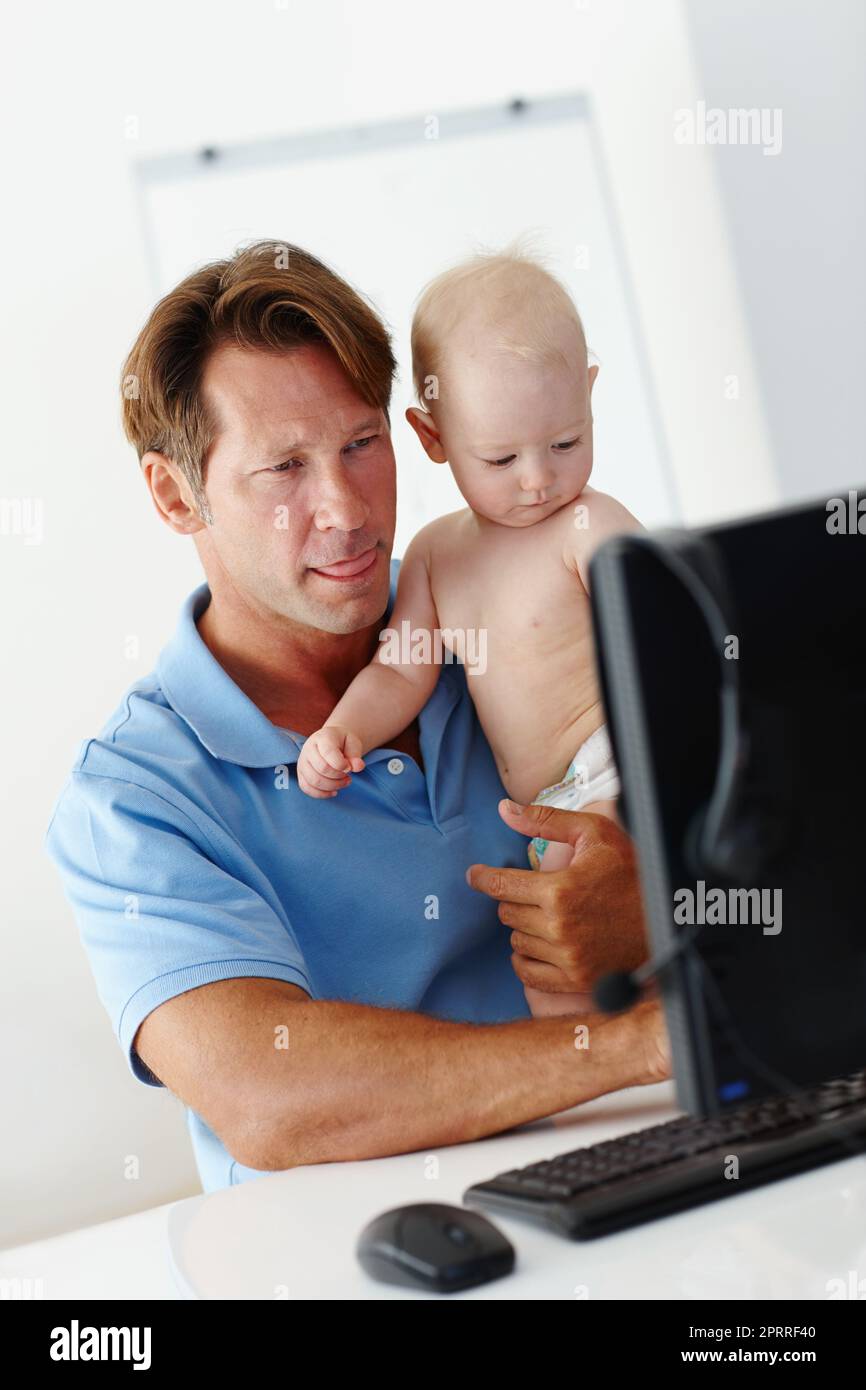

{"left": 2, "top": 0, "right": 863, "bottom": 1248}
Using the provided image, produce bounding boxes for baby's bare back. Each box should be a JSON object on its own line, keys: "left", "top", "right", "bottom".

{"left": 427, "top": 501, "right": 607, "bottom": 805}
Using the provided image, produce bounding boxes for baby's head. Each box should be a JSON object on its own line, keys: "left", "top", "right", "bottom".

{"left": 407, "top": 247, "right": 598, "bottom": 527}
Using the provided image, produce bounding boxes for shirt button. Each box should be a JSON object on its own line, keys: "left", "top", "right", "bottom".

{"left": 387, "top": 757, "right": 404, "bottom": 775}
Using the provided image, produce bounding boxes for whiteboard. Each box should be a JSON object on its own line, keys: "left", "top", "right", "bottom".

{"left": 138, "top": 96, "right": 677, "bottom": 553}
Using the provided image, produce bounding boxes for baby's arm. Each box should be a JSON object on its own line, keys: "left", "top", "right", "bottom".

{"left": 297, "top": 530, "right": 442, "bottom": 797}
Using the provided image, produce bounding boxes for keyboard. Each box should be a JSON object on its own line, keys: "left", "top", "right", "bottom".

{"left": 464, "top": 1069, "right": 866, "bottom": 1239}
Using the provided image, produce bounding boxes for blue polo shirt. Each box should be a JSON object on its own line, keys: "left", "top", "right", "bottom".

{"left": 44, "top": 562, "right": 530, "bottom": 1191}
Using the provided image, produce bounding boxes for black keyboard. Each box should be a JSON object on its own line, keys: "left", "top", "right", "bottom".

{"left": 464, "top": 1069, "right": 866, "bottom": 1239}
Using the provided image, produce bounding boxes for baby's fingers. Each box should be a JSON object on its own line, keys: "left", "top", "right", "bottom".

{"left": 297, "top": 765, "right": 350, "bottom": 797}
{"left": 318, "top": 742, "right": 353, "bottom": 773}
{"left": 343, "top": 733, "right": 366, "bottom": 774}
{"left": 304, "top": 740, "right": 349, "bottom": 776}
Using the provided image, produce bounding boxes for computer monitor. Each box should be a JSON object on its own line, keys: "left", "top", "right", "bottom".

{"left": 589, "top": 490, "right": 866, "bottom": 1115}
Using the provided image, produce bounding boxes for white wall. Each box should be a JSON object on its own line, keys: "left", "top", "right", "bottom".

{"left": 3, "top": 0, "right": 855, "bottom": 1248}
{"left": 685, "top": 0, "right": 866, "bottom": 505}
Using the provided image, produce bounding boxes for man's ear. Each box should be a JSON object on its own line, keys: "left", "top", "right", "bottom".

{"left": 588, "top": 363, "right": 599, "bottom": 396}
{"left": 405, "top": 406, "right": 448, "bottom": 464}
{"left": 141, "top": 451, "right": 208, "bottom": 534}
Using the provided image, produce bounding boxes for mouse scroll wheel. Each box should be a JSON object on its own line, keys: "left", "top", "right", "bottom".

{"left": 444, "top": 1222, "right": 471, "bottom": 1245}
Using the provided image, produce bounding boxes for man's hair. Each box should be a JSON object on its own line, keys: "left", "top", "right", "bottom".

{"left": 120, "top": 240, "right": 397, "bottom": 520}
{"left": 410, "top": 241, "right": 587, "bottom": 405}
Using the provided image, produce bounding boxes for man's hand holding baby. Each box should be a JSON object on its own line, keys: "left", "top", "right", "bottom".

{"left": 466, "top": 801, "right": 650, "bottom": 997}
{"left": 297, "top": 727, "right": 366, "bottom": 798}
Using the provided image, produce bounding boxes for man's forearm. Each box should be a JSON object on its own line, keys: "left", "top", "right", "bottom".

{"left": 236, "top": 996, "right": 662, "bottom": 1171}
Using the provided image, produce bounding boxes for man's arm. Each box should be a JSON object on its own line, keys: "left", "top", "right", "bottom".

{"left": 134, "top": 978, "right": 669, "bottom": 1172}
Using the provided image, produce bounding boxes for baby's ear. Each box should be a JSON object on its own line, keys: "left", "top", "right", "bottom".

{"left": 405, "top": 406, "right": 448, "bottom": 464}
{"left": 588, "top": 363, "right": 600, "bottom": 394}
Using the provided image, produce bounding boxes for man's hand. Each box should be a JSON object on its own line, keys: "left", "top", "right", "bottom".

{"left": 297, "top": 725, "right": 366, "bottom": 798}
{"left": 466, "top": 800, "right": 649, "bottom": 995}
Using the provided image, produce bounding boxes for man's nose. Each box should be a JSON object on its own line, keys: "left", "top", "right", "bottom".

{"left": 313, "top": 462, "right": 370, "bottom": 532}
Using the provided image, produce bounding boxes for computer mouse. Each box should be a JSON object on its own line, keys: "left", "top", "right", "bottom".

{"left": 356, "top": 1202, "right": 515, "bottom": 1293}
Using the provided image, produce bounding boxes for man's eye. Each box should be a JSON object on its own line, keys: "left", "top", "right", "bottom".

{"left": 270, "top": 460, "right": 301, "bottom": 473}
{"left": 484, "top": 454, "right": 516, "bottom": 468}
{"left": 553, "top": 437, "right": 582, "bottom": 452}
{"left": 345, "top": 435, "right": 377, "bottom": 452}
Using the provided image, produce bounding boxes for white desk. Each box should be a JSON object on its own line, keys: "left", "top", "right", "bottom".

{"left": 4, "top": 1081, "right": 865, "bottom": 1300}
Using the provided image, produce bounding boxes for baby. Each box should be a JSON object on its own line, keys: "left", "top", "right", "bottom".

{"left": 297, "top": 247, "right": 641, "bottom": 1016}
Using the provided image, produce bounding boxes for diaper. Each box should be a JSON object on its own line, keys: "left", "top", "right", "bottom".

{"left": 527, "top": 724, "right": 621, "bottom": 868}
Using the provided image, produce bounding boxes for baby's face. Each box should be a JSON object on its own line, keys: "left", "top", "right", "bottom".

{"left": 433, "top": 349, "right": 597, "bottom": 528}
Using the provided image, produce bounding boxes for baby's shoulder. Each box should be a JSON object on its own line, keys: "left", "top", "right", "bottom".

{"left": 408, "top": 507, "right": 472, "bottom": 557}
{"left": 566, "top": 486, "right": 642, "bottom": 562}
{"left": 572, "top": 485, "right": 639, "bottom": 527}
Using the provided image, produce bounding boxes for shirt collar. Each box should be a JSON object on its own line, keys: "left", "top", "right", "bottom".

{"left": 157, "top": 562, "right": 400, "bottom": 769}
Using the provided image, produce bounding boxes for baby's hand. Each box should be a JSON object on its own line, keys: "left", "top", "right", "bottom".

{"left": 297, "top": 726, "right": 366, "bottom": 798}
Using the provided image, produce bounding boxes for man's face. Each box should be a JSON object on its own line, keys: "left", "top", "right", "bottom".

{"left": 196, "top": 342, "right": 396, "bottom": 635}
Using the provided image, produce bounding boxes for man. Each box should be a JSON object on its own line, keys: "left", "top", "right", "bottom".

{"left": 45, "top": 241, "right": 669, "bottom": 1192}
